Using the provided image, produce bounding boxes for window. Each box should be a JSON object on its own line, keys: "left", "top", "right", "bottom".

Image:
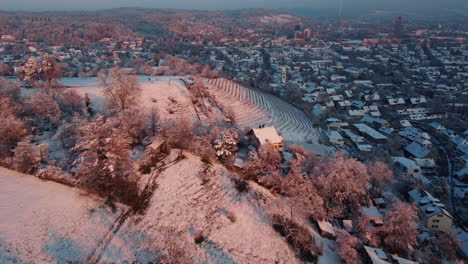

{"left": 431, "top": 225, "right": 439, "bottom": 229}
{"left": 414, "top": 169, "right": 419, "bottom": 173}
{"left": 437, "top": 214, "right": 443, "bottom": 218}
{"left": 433, "top": 219, "right": 440, "bottom": 223}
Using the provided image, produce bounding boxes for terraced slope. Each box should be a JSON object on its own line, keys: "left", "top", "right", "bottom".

{"left": 206, "top": 78, "right": 321, "bottom": 144}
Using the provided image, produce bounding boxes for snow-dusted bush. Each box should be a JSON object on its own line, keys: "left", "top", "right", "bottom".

{"left": 0, "top": 98, "right": 27, "bottom": 159}
{"left": 271, "top": 213, "right": 322, "bottom": 262}
{"left": 243, "top": 143, "right": 281, "bottom": 181}
{"left": 56, "top": 89, "right": 84, "bottom": 116}
{"left": 11, "top": 139, "right": 42, "bottom": 174}
{"left": 212, "top": 128, "right": 239, "bottom": 160}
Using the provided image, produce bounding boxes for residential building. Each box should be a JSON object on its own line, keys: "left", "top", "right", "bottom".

{"left": 248, "top": 126, "right": 284, "bottom": 151}
{"left": 408, "top": 188, "right": 453, "bottom": 232}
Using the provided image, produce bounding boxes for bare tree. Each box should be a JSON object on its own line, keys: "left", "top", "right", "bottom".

{"left": 73, "top": 115, "right": 135, "bottom": 202}
{"left": 11, "top": 139, "right": 42, "bottom": 174}
{"left": 381, "top": 201, "right": 418, "bottom": 257}
{"left": 19, "top": 57, "right": 41, "bottom": 87}
{"left": 24, "top": 92, "right": 61, "bottom": 130}
{"left": 0, "top": 98, "right": 27, "bottom": 159}
{"left": 311, "top": 152, "right": 369, "bottom": 218}
{"left": 336, "top": 229, "right": 359, "bottom": 264}
{"left": 367, "top": 161, "right": 394, "bottom": 196}
{"left": 101, "top": 67, "right": 142, "bottom": 111}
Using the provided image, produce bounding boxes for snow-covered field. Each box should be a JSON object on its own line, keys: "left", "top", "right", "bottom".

{"left": 66, "top": 76, "right": 199, "bottom": 124}
{"left": 0, "top": 167, "right": 125, "bottom": 263}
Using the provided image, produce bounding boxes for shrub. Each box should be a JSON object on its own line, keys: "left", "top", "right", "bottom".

{"left": 11, "top": 140, "right": 42, "bottom": 174}
{"left": 194, "top": 231, "right": 205, "bottom": 244}
{"left": 233, "top": 177, "right": 248, "bottom": 193}
{"left": 271, "top": 214, "right": 322, "bottom": 262}
{"left": 227, "top": 211, "right": 237, "bottom": 222}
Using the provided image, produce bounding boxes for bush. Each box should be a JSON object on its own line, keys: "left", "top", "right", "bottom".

{"left": 271, "top": 214, "right": 322, "bottom": 262}
{"left": 233, "top": 177, "right": 248, "bottom": 193}
{"left": 11, "top": 140, "right": 42, "bottom": 174}
{"left": 194, "top": 231, "right": 205, "bottom": 244}
{"left": 227, "top": 211, "right": 237, "bottom": 222}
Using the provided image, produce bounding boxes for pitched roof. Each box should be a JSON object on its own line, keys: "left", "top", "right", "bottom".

{"left": 408, "top": 188, "right": 452, "bottom": 219}
{"left": 405, "top": 142, "right": 430, "bottom": 159}
{"left": 392, "top": 157, "right": 419, "bottom": 169}
{"left": 251, "top": 127, "right": 283, "bottom": 145}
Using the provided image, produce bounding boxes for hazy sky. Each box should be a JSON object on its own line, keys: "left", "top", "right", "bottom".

{"left": 0, "top": 0, "right": 467, "bottom": 11}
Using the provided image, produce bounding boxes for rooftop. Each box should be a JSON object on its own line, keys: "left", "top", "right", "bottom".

{"left": 251, "top": 126, "right": 284, "bottom": 145}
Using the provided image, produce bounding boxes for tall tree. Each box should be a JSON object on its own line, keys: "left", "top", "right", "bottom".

{"left": 101, "top": 67, "right": 142, "bottom": 111}
{"left": 381, "top": 201, "right": 418, "bottom": 257}
{"left": 336, "top": 230, "right": 359, "bottom": 264}
{"left": 312, "top": 152, "right": 369, "bottom": 218}
{"left": 74, "top": 115, "right": 133, "bottom": 199}
{"left": 367, "top": 162, "right": 394, "bottom": 195}
{"left": 19, "top": 57, "right": 41, "bottom": 87}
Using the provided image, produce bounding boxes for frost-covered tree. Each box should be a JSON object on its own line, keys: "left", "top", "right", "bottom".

{"left": 11, "top": 139, "right": 42, "bottom": 174}
{"left": 57, "top": 89, "right": 84, "bottom": 116}
{"left": 212, "top": 128, "right": 239, "bottom": 160}
{"left": 336, "top": 230, "right": 359, "bottom": 264}
{"left": 243, "top": 143, "right": 282, "bottom": 181}
{"left": 41, "top": 54, "right": 63, "bottom": 87}
{"left": 74, "top": 115, "right": 134, "bottom": 200}
{"left": 117, "top": 107, "right": 148, "bottom": 146}
{"left": 19, "top": 57, "right": 41, "bottom": 87}
{"left": 154, "top": 66, "right": 170, "bottom": 76}
{"left": 0, "top": 77, "right": 20, "bottom": 101}
{"left": 101, "top": 67, "right": 142, "bottom": 111}
{"left": 381, "top": 201, "right": 418, "bottom": 257}
{"left": 367, "top": 161, "right": 394, "bottom": 195}
{"left": 0, "top": 97, "right": 27, "bottom": 159}
{"left": 312, "top": 152, "right": 369, "bottom": 218}
{"left": 19, "top": 55, "right": 62, "bottom": 88}
{"left": 24, "top": 92, "right": 61, "bottom": 130}
{"left": 286, "top": 158, "right": 326, "bottom": 221}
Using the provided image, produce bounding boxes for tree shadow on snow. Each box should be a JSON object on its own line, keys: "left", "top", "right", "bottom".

{"left": 44, "top": 232, "right": 86, "bottom": 263}
{"left": 0, "top": 237, "right": 21, "bottom": 264}
{"left": 202, "top": 239, "right": 237, "bottom": 264}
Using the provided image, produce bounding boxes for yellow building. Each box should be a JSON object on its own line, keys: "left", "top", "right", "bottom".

{"left": 409, "top": 188, "right": 453, "bottom": 232}
{"left": 249, "top": 126, "right": 284, "bottom": 152}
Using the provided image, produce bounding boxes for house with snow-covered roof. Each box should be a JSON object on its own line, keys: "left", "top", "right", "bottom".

{"left": 408, "top": 188, "right": 453, "bottom": 232}
{"left": 353, "top": 124, "right": 388, "bottom": 143}
{"left": 392, "top": 157, "right": 421, "bottom": 182}
{"left": 405, "top": 142, "right": 431, "bottom": 159}
{"left": 328, "top": 131, "right": 344, "bottom": 146}
{"left": 363, "top": 246, "right": 418, "bottom": 264}
{"left": 248, "top": 126, "right": 284, "bottom": 152}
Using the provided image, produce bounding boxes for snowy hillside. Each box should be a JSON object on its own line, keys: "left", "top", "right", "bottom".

{"left": 0, "top": 167, "right": 125, "bottom": 263}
